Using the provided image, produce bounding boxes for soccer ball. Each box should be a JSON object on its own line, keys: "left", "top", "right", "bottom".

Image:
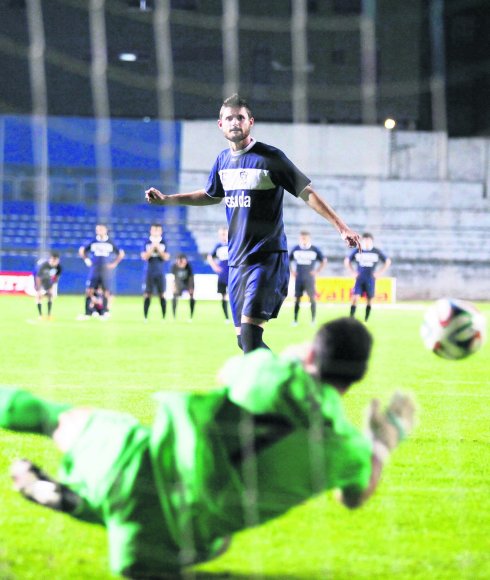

{"left": 420, "top": 298, "right": 486, "bottom": 360}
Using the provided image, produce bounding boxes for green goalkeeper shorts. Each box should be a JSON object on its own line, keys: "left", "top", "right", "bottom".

{"left": 58, "top": 409, "right": 182, "bottom": 576}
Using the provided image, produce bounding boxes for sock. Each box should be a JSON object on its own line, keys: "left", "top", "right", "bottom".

{"left": 350, "top": 305, "right": 356, "bottom": 317}
{"left": 190, "top": 297, "right": 195, "bottom": 318}
{"left": 47, "top": 300, "right": 52, "bottom": 315}
{"left": 102, "top": 296, "right": 109, "bottom": 314}
{"left": 144, "top": 297, "right": 150, "bottom": 318}
{"left": 365, "top": 305, "right": 372, "bottom": 321}
{"left": 240, "top": 323, "right": 269, "bottom": 353}
{"left": 85, "top": 296, "right": 91, "bottom": 315}
{"left": 172, "top": 297, "right": 177, "bottom": 318}
{"left": 221, "top": 298, "right": 229, "bottom": 319}
{"left": 237, "top": 335, "right": 243, "bottom": 351}
{"left": 294, "top": 300, "right": 300, "bottom": 322}
{"left": 0, "top": 388, "right": 71, "bottom": 435}
{"left": 37, "top": 303, "right": 42, "bottom": 316}
{"left": 311, "top": 300, "right": 316, "bottom": 322}
{"left": 160, "top": 297, "right": 166, "bottom": 318}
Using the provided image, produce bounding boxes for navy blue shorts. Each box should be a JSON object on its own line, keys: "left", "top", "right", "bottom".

{"left": 143, "top": 271, "right": 166, "bottom": 295}
{"left": 295, "top": 274, "right": 315, "bottom": 299}
{"left": 228, "top": 252, "right": 289, "bottom": 327}
{"left": 87, "top": 268, "right": 112, "bottom": 292}
{"left": 353, "top": 275, "right": 375, "bottom": 299}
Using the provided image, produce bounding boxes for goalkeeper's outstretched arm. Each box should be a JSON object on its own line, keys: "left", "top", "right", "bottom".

{"left": 340, "top": 391, "right": 417, "bottom": 509}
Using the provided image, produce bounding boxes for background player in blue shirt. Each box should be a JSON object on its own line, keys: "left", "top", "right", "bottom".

{"left": 171, "top": 254, "right": 195, "bottom": 321}
{"left": 207, "top": 226, "right": 230, "bottom": 322}
{"left": 146, "top": 94, "right": 361, "bottom": 353}
{"left": 289, "top": 231, "right": 327, "bottom": 326}
{"left": 79, "top": 223, "right": 125, "bottom": 318}
{"left": 344, "top": 233, "right": 392, "bottom": 321}
{"left": 141, "top": 223, "right": 170, "bottom": 321}
{"left": 34, "top": 251, "right": 62, "bottom": 319}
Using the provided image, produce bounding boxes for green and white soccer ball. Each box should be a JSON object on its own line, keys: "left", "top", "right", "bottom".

{"left": 421, "top": 298, "right": 486, "bottom": 360}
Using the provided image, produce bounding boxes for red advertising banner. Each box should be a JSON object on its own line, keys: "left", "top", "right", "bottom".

{"left": 0, "top": 272, "right": 36, "bottom": 295}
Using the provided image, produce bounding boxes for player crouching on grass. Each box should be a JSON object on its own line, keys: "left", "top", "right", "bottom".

{"left": 0, "top": 318, "right": 416, "bottom": 579}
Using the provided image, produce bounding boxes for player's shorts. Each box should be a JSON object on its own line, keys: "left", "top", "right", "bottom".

{"left": 58, "top": 410, "right": 182, "bottom": 576}
{"left": 143, "top": 271, "right": 166, "bottom": 295}
{"left": 228, "top": 251, "right": 289, "bottom": 326}
{"left": 217, "top": 280, "right": 228, "bottom": 295}
{"left": 174, "top": 278, "right": 194, "bottom": 296}
{"left": 353, "top": 276, "right": 375, "bottom": 299}
{"left": 294, "top": 274, "right": 315, "bottom": 299}
{"left": 87, "top": 269, "right": 112, "bottom": 292}
{"left": 39, "top": 278, "right": 54, "bottom": 292}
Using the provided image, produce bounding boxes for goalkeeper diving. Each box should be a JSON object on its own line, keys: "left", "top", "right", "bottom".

{"left": 0, "top": 317, "right": 416, "bottom": 578}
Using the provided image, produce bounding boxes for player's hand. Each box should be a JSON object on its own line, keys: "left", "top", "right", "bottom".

{"left": 84, "top": 258, "right": 92, "bottom": 267}
{"left": 107, "top": 262, "right": 117, "bottom": 270}
{"left": 365, "top": 392, "right": 416, "bottom": 452}
{"left": 341, "top": 229, "right": 362, "bottom": 250}
{"left": 145, "top": 187, "right": 169, "bottom": 205}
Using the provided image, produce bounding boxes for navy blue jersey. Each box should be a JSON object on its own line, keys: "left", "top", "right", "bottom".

{"left": 35, "top": 260, "right": 62, "bottom": 283}
{"left": 210, "top": 242, "right": 229, "bottom": 283}
{"left": 83, "top": 236, "right": 121, "bottom": 270}
{"left": 142, "top": 237, "right": 168, "bottom": 274}
{"left": 289, "top": 244, "right": 324, "bottom": 277}
{"left": 348, "top": 247, "right": 388, "bottom": 278}
{"left": 205, "top": 140, "right": 311, "bottom": 267}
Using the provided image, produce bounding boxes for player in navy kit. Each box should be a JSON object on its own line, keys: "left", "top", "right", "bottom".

{"left": 171, "top": 254, "right": 195, "bottom": 320}
{"left": 141, "top": 224, "right": 170, "bottom": 321}
{"left": 79, "top": 224, "right": 125, "bottom": 318}
{"left": 146, "top": 94, "right": 361, "bottom": 353}
{"left": 289, "top": 231, "right": 327, "bottom": 326}
{"left": 344, "top": 233, "right": 392, "bottom": 321}
{"left": 207, "top": 226, "right": 230, "bottom": 322}
{"left": 34, "top": 251, "right": 62, "bottom": 319}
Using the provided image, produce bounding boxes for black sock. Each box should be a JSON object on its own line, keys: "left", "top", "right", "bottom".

{"left": 237, "top": 335, "right": 243, "bottom": 351}
{"left": 365, "top": 305, "right": 372, "bottom": 321}
{"left": 240, "top": 323, "right": 269, "bottom": 353}
{"left": 160, "top": 297, "right": 166, "bottom": 319}
{"left": 85, "top": 296, "right": 91, "bottom": 315}
{"left": 190, "top": 297, "right": 195, "bottom": 318}
{"left": 102, "top": 296, "right": 108, "bottom": 314}
{"left": 221, "top": 298, "right": 229, "bottom": 319}
{"left": 294, "top": 300, "right": 300, "bottom": 322}
{"left": 311, "top": 300, "right": 316, "bottom": 322}
{"left": 37, "top": 303, "right": 42, "bottom": 316}
{"left": 172, "top": 297, "right": 177, "bottom": 318}
{"left": 350, "top": 305, "right": 356, "bottom": 317}
{"left": 47, "top": 301, "right": 52, "bottom": 315}
{"left": 143, "top": 297, "right": 150, "bottom": 318}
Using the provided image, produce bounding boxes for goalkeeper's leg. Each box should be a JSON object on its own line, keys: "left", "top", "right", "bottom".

{"left": 0, "top": 387, "right": 71, "bottom": 436}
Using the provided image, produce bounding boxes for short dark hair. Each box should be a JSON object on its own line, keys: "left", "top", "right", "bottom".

{"left": 50, "top": 251, "right": 60, "bottom": 259}
{"left": 151, "top": 223, "right": 162, "bottom": 229}
{"left": 312, "top": 317, "right": 373, "bottom": 386}
{"left": 220, "top": 93, "right": 253, "bottom": 118}
{"left": 362, "top": 232, "right": 373, "bottom": 239}
{"left": 300, "top": 230, "right": 310, "bottom": 237}
{"left": 177, "top": 253, "right": 187, "bottom": 260}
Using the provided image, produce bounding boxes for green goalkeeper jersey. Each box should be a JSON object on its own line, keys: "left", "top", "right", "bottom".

{"left": 149, "top": 349, "right": 372, "bottom": 564}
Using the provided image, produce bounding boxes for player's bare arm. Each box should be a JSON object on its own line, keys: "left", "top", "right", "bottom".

{"left": 145, "top": 187, "right": 222, "bottom": 207}
{"left": 108, "top": 249, "right": 125, "bottom": 270}
{"left": 300, "top": 186, "right": 361, "bottom": 250}
{"left": 207, "top": 255, "right": 222, "bottom": 274}
{"left": 374, "top": 257, "right": 392, "bottom": 278}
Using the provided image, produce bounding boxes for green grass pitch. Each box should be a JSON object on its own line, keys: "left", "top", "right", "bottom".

{"left": 0, "top": 295, "right": 489, "bottom": 579}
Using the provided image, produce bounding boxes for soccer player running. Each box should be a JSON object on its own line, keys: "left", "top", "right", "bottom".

{"left": 207, "top": 226, "right": 230, "bottom": 322}
{"left": 0, "top": 317, "right": 416, "bottom": 578}
{"left": 141, "top": 223, "right": 170, "bottom": 322}
{"left": 171, "top": 253, "right": 195, "bottom": 320}
{"left": 34, "top": 251, "right": 62, "bottom": 319}
{"left": 344, "top": 232, "right": 392, "bottom": 322}
{"left": 78, "top": 223, "right": 125, "bottom": 318}
{"left": 289, "top": 230, "right": 327, "bottom": 326}
{"left": 146, "top": 93, "right": 361, "bottom": 353}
